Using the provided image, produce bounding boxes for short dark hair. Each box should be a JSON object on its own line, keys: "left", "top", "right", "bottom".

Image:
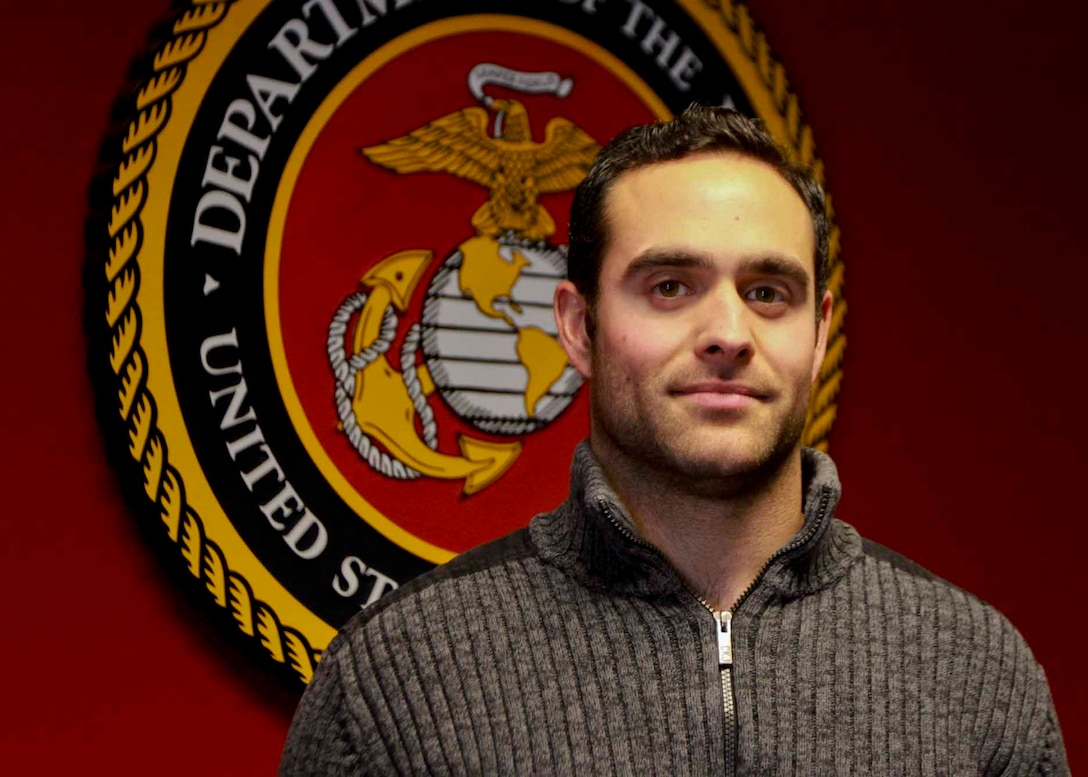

{"left": 567, "top": 104, "right": 829, "bottom": 317}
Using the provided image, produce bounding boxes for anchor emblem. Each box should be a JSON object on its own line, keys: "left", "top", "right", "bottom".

{"left": 328, "top": 64, "right": 599, "bottom": 496}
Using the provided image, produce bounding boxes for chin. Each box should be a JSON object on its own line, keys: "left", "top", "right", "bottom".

{"left": 675, "top": 448, "right": 773, "bottom": 480}
{"left": 657, "top": 428, "right": 802, "bottom": 486}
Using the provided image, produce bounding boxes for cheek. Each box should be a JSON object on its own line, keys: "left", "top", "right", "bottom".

{"left": 594, "top": 297, "right": 686, "bottom": 373}
{"left": 762, "top": 330, "right": 818, "bottom": 382}
{"left": 607, "top": 326, "right": 673, "bottom": 375}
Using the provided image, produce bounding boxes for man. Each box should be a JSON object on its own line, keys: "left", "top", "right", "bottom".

{"left": 281, "top": 106, "right": 1067, "bottom": 775}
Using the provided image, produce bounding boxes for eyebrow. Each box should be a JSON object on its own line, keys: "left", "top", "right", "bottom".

{"left": 740, "top": 255, "right": 811, "bottom": 296}
{"left": 622, "top": 249, "right": 811, "bottom": 296}
{"left": 622, "top": 250, "right": 714, "bottom": 280}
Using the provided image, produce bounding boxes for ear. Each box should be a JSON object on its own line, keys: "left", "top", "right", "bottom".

{"left": 811, "top": 290, "right": 833, "bottom": 383}
{"left": 554, "top": 280, "right": 593, "bottom": 379}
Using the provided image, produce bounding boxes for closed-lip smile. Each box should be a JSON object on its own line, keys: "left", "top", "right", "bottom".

{"left": 672, "top": 381, "right": 768, "bottom": 409}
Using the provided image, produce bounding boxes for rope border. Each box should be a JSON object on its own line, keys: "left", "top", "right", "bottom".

{"left": 88, "top": 0, "right": 843, "bottom": 686}
{"left": 92, "top": 0, "right": 319, "bottom": 684}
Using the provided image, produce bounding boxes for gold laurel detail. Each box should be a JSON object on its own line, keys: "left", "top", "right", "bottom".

{"left": 153, "top": 32, "right": 207, "bottom": 71}
{"left": 109, "top": 181, "right": 145, "bottom": 237}
{"left": 115, "top": 147, "right": 155, "bottom": 194}
{"left": 202, "top": 541, "right": 229, "bottom": 608}
{"left": 160, "top": 470, "right": 184, "bottom": 542}
{"left": 106, "top": 266, "right": 137, "bottom": 328}
{"left": 118, "top": 349, "right": 144, "bottom": 420}
{"left": 109, "top": 307, "right": 138, "bottom": 375}
{"left": 122, "top": 105, "right": 168, "bottom": 156}
{"left": 180, "top": 510, "right": 203, "bottom": 577}
{"left": 137, "top": 70, "right": 183, "bottom": 111}
{"left": 128, "top": 394, "right": 153, "bottom": 460}
{"left": 229, "top": 577, "right": 256, "bottom": 636}
{"left": 106, "top": 223, "right": 139, "bottom": 283}
{"left": 175, "top": 2, "right": 230, "bottom": 33}
{"left": 284, "top": 631, "right": 319, "bottom": 680}
{"left": 257, "top": 606, "right": 286, "bottom": 662}
{"left": 143, "top": 433, "right": 165, "bottom": 501}
{"left": 706, "top": 0, "right": 848, "bottom": 449}
{"left": 96, "top": 0, "right": 318, "bottom": 683}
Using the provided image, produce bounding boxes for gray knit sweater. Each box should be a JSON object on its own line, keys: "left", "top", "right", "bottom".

{"left": 280, "top": 445, "right": 1068, "bottom": 775}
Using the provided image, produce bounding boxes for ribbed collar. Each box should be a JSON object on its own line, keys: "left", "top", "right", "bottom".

{"left": 529, "top": 441, "right": 861, "bottom": 603}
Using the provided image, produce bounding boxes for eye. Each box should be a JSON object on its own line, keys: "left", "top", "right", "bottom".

{"left": 745, "top": 286, "right": 786, "bottom": 304}
{"left": 652, "top": 279, "right": 690, "bottom": 298}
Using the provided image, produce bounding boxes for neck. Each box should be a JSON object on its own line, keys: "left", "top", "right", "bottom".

{"left": 590, "top": 438, "right": 805, "bottom": 611}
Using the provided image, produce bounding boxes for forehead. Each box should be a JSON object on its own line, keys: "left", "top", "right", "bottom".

{"left": 601, "top": 153, "right": 815, "bottom": 277}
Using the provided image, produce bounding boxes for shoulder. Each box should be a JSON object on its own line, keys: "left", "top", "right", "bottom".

{"left": 857, "top": 533, "right": 947, "bottom": 584}
{"left": 847, "top": 527, "right": 1051, "bottom": 702}
{"left": 316, "top": 523, "right": 574, "bottom": 685}
{"left": 848, "top": 528, "right": 1067, "bottom": 773}
{"left": 853, "top": 529, "right": 1015, "bottom": 634}
{"left": 329, "top": 527, "right": 540, "bottom": 659}
{"left": 280, "top": 528, "right": 544, "bottom": 774}
{"left": 364, "top": 527, "right": 537, "bottom": 620}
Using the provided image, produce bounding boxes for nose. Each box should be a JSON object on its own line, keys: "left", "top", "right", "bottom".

{"left": 693, "top": 287, "right": 754, "bottom": 365}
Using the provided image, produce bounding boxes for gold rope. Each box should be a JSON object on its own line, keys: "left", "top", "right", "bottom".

{"left": 100, "top": 0, "right": 319, "bottom": 683}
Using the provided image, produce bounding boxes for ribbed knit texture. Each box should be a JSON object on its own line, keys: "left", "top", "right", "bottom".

{"left": 281, "top": 445, "right": 1068, "bottom": 776}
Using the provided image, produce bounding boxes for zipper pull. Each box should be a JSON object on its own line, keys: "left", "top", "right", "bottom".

{"left": 715, "top": 610, "right": 733, "bottom": 667}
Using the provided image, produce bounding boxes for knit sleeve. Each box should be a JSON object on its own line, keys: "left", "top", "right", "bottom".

{"left": 279, "top": 645, "right": 365, "bottom": 777}
{"left": 980, "top": 628, "right": 1070, "bottom": 777}
{"left": 1027, "top": 668, "right": 1069, "bottom": 777}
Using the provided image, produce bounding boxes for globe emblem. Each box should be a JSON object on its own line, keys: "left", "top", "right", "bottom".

{"left": 421, "top": 236, "right": 584, "bottom": 436}
{"left": 329, "top": 65, "right": 599, "bottom": 489}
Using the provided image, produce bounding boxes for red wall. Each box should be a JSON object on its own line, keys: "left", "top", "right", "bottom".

{"left": 2, "top": 0, "right": 1084, "bottom": 772}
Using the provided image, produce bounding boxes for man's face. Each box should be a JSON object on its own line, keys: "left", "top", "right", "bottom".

{"left": 556, "top": 153, "right": 832, "bottom": 490}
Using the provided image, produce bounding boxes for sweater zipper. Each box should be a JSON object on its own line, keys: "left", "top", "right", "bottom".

{"left": 600, "top": 489, "right": 831, "bottom": 776}
{"left": 714, "top": 608, "right": 736, "bottom": 777}
{"left": 600, "top": 504, "right": 742, "bottom": 774}
{"left": 706, "top": 487, "right": 831, "bottom": 774}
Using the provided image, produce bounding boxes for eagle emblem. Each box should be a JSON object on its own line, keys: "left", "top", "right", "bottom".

{"left": 361, "top": 98, "right": 599, "bottom": 241}
{"left": 329, "top": 64, "right": 598, "bottom": 496}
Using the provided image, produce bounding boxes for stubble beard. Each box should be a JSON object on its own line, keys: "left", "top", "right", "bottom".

{"left": 589, "top": 351, "right": 811, "bottom": 499}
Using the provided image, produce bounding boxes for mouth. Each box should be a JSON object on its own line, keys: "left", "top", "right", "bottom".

{"left": 671, "top": 381, "right": 768, "bottom": 410}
